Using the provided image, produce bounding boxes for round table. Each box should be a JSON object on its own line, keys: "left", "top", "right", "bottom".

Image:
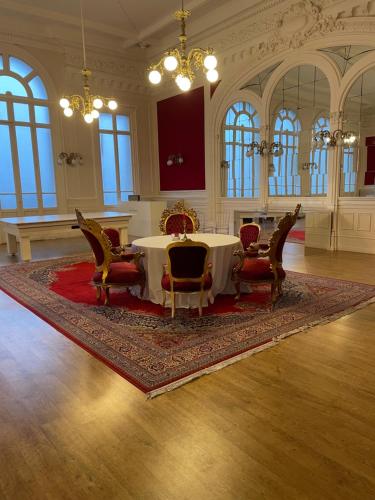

{"left": 132, "top": 233, "right": 241, "bottom": 308}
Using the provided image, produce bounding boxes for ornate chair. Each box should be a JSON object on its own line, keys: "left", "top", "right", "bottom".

{"left": 232, "top": 204, "right": 301, "bottom": 306}
{"left": 75, "top": 209, "right": 145, "bottom": 305}
{"left": 161, "top": 239, "right": 212, "bottom": 318}
{"left": 239, "top": 222, "right": 261, "bottom": 251}
{"left": 159, "top": 201, "right": 200, "bottom": 235}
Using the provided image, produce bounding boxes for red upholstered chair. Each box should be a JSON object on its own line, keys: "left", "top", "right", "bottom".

{"left": 161, "top": 239, "right": 212, "bottom": 318}
{"left": 239, "top": 222, "right": 261, "bottom": 251}
{"left": 159, "top": 201, "right": 200, "bottom": 235}
{"left": 232, "top": 204, "right": 301, "bottom": 306}
{"left": 75, "top": 209, "right": 145, "bottom": 305}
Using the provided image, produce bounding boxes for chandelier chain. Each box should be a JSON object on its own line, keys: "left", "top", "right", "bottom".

{"left": 80, "top": 0, "right": 87, "bottom": 69}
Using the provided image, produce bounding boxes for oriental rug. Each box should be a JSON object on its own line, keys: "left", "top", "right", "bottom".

{"left": 0, "top": 256, "right": 374, "bottom": 398}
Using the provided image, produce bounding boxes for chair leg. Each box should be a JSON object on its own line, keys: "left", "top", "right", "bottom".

{"left": 234, "top": 279, "right": 241, "bottom": 300}
{"left": 96, "top": 286, "right": 102, "bottom": 302}
{"left": 104, "top": 286, "right": 111, "bottom": 306}
{"left": 277, "top": 279, "right": 283, "bottom": 296}
{"left": 171, "top": 291, "right": 175, "bottom": 318}
{"left": 199, "top": 289, "right": 204, "bottom": 317}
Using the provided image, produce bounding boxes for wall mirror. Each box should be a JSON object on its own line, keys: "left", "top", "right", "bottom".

{"left": 340, "top": 66, "right": 375, "bottom": 197}
{"left": 269, "top": 65, "right": 330, "bottom": 197}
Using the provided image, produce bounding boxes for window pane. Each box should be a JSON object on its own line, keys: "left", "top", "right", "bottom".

{"left": 0, "top": 75, "right": 28, "bottom": 97}
{"left": 36, "top": 128, "right": 56, "bottom": 193}
{"left": 22, "top": 193, "right": 38, "bottom": 209}
{"left": 0, "top": 100, "right": 7, "bottom": 120}
{"left": 104, "top": 192, "right": 117, "bottom": 205}
{"left": 116, "top": 115, "right": 129, "bottom": 132}
{"left": 15, "top": 125, "right": 37, "bottom": 195}
{"left": 99, "top": 113, "right": 113, "bottom": 130}
{"left": 29, "top": 76, "right": 48, "bottom": 99}
{"left": 0, "top": 194, "right": 17, "bottom": 210}
{"left": 99, "top": 133, "right": 117, "bottom": 193}
{"left": 14, "top": 102, "right": 30, "bottom": 122}
{"left": 118, "top": 135, "right": 133, "bottom": 192}
{"left": 34, "top": 105, "right": 50, "bottom": 124}
{"left": 42, "top": 193, "right": 57, "bottom": 208}
{"left": 9, "top": 57, "right": 33, "bottom": 78}
{"left": 0, "top": 124, "right": 16, "bottom": 193}
{"left": 0, "top": 55, "right": 3, "bottom": 70}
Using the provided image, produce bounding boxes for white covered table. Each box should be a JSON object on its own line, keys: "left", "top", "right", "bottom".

{"left": 0, "top": 211, "right": 133, "bottom": 261}
{"left": 132, "top": 233, "right": 241, "bottom": 308}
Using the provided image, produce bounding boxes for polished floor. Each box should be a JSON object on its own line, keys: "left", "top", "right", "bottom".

{"left": 0, "top": 240, "right": 375, "bottom": 499}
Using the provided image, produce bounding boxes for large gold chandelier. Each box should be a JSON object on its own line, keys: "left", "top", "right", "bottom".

{"left": 148, "top": 1, "right": 219, "bottom": 92}
{"left": 59, "top": 0, "right": 118, "bottom": 123}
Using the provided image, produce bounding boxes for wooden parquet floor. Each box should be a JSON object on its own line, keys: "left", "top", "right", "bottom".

{"left": 0, "top": 240, "right": 375, "bottom": 500}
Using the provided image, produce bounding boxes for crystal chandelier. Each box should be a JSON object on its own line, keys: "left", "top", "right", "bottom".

{"left": 313, "top": 129, "right": 357, "bottom": 148}
{"left": 148, "top": 0, "right": 219, "bottom": 92}
{"left": 59, "top": 0, "right": 118, "bottom": 123}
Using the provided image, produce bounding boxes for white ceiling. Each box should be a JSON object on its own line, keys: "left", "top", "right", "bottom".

{"left": 0, "top": 0, "right": 264, "bottom": 58}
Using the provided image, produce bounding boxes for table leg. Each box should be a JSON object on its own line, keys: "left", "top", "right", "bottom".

{"left": 6, "top": 233, "right": 18, "bottom": 256}
{"left": 19, "top": 237, "right": 32, "bottom": 261}
{"left": 119, "top": 227, "right": 128, "bottom": 245}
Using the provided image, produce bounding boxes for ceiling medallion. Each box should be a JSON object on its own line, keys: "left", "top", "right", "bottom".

{"left": 59, "top": 0, "right": 118, "bottom": 123}
{"left": 148, "top": 0, "right": 219, "bottom": 92}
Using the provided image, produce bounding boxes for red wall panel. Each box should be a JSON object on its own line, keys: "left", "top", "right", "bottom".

{"left": 157, "top": 87, "right": 205, "bottom": 191}
{"left": 365, "top": 136, "right": 375, "bottom": 185}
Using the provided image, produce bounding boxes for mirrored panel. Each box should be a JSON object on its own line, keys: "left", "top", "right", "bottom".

{"left": 269, "top": 65, "right": 330, "bottom": 197}
{"left": 341, "top": 66, "right": 375, "bottom": 196}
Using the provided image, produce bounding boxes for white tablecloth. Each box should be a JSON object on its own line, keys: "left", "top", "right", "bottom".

{"left": 132, "top": 233, "right": 241, "bottom": 308}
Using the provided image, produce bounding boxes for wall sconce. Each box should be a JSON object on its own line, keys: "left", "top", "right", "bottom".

{"left": 221, "top": 160, "right": 230, "bottom": 169}
{"left": 300, "top": 162, "right": 318, "bottom": 171}
{"left": 313, "top": 129, "right": 357, "bottom": 148}
{"left": 166, "top": 154, "right": 184, "bottom": 166}
{"left": 57, "top": 152, "right": 83, "bottom": 166}
{"left": 246, "top": 140, "right": 283, "bottom": 157}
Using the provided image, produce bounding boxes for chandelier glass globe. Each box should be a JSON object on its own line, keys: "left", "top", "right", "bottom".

{"left": 63, "top": 107, "right": 73, "bottom": 117}
{"left": 108, "top": 100, "right": 118, "bottom": 110}
{"left": 164, "top": 55, "right": 178, "bottom": 71}
{"left": 84, "top": 113, "right": 93, "bottom": 123}
{"left": 91, "top": 109, "right": 99, "bottom": 119}
{"left": 149, "top": 70, "right": 162, "bottom": 84}
{"left": 59, "top": 98, "right": 70, "bottom": 109}
{"left": 206, "top": 69, "right": 219, "bottom": 83}
{"left": 204, "top": 54, "right": 217, "bottom": 70}
{"left": 93, "top": 98, "right": 103, "bottom": 109}
{"left": 176, "top": 75, "right": 191, "bottom": 92}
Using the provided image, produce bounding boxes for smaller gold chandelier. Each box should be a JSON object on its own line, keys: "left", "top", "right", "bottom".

{"left": 313, "top": 129, "right": 357, "bottom": 148}
{"left": 59, "top": 69, "right": 118, "bottom": 123}
{"left": 246, "top": 140, "right": 283, "bottom": 157}
{"left": 148, "top": 1, "right": 219, "bottom": 92}
{"left": 59, "top": 0, "right": 118, "bottom": 123}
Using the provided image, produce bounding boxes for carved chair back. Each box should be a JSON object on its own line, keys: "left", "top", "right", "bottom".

{"left": 75, "top": 209, "right": 112, "bottom": 273}
{"left": 160, "top": 201, "right": 200, "bottom": 235}
{"left": 166, "top": 239, "right": 209, "bottom": 284}
{"left": 239, "top": 223, "right": 261, "bottom": 251}
{"left": 267, "top": 204, "right": 301, "bottom": 269}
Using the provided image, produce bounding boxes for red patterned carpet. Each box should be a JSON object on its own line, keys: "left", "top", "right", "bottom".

{"left": 1, "top": 256, "right": 374, "bottom": 397}
{"left": 287, "top": 229, "right": 305, "bottom": 244}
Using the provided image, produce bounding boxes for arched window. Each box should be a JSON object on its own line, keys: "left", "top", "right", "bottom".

{"left": 270, "top": 108, "right": 301, "bottom": 196}
{"left": 310, "top": 116, "right": 329, "bottom": 195}
{"left": 222, "top": 101, "right": 260, "bottom": 198}
{"left": 0, "top": 53, "right": 56, "bottom": 211}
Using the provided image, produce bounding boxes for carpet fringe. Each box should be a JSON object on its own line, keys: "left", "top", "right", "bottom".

{"left": 147, "top": 295, "right": 375, "bottom": 399}
{"left": 147, "top": 341, "right": 278, "bottom": 399}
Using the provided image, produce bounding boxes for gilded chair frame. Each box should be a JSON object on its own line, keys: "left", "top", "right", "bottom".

{"left": 162, "top": 239, "right": 211, "bottom": 318}
{"left": 238, "top": 222, "right": 261, "bottom": 250}
{"left": 233, "top": 204, "right": 301, "bottom": 306}
{"left": 76, "top": 209, "right": 145, "bottom": 305}
{"left": 159, "top": 201, "right": 200, "bottom": 234}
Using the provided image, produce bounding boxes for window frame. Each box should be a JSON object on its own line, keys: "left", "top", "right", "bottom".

{"left": 0, "top": 52, "right": 57, "bottom": 213}
{"left": 98, "top": 111, "right": 136, "bottom": 207}
{"left": 221, "top": 101, "right": 261, "bottom": 198}
{"left": 270, "top": 108, "right": 301, "bottom": 197}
